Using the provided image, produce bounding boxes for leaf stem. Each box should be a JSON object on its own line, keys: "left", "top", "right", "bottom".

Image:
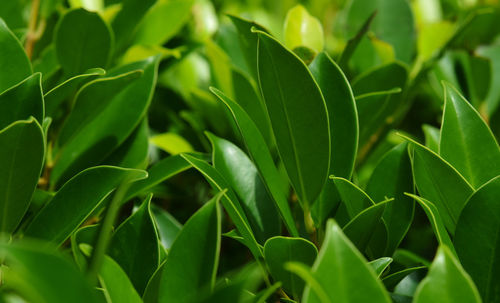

{"left": 25, "top": 0, "right": 45, "bottom": 59}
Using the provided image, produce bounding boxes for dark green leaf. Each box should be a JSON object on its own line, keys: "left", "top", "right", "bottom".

{"left": 264, "top": 236, "right": 317, "bottom": 299}
{"left": 332, "top": 177, "right": 374, "bottom": 218}
{"left": 151, "top": 204, "right": 182, "bottom": 251}
{"left": 0, "top": 118, "right": 44, "bottom": 233}
{"left": 369, "top": 257, "right": 393, "bottom": 277}
{"left": 255, "top": 29, "right": 330, "bottom": 206}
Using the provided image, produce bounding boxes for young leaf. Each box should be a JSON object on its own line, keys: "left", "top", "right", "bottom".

{"left": 0, "top": 242, "right": 98, "bottom": 303}
{"left": 0, "top": 119, "right": 44, "bottom": 233}
{"left": 332, "top": 177, "right": 374, "bottom": 217}
{"left": 210, "top": 87, "right": 298, "bottom": 236}
{"left": 99, "top": 255, "right": 143, "bottom": 303}
{"left": 0, "top": 73, "right": 44, "bottom": 130}
{"left": 302, "top": 220, "right": 391, "bottom": 303}
{"left": 207, "top": 132, "right": 281, "bottom": 242}
{"left": 369, "top": 257, "right": 393, "bottom": 277}
{"left": 366, "top": 143, "right": 414, "bottom": 255}
{"left": 413, "top": 246, "right": 482, "bottom": 303}
{"left": 24, "top": 166, "right": 147, "bottom": 245}
{"left": 309, "top": 52, "right": 358, "bottom": 179}
{"left": 109, "top": 194, "right": 159, "bottom": 294}
{"left": 156, "top": 193, "right": 221, "bottom": 303}
{"left": 284, "top": 5, "right": 324, "bottom": 54}
{"left": 454, "top": 175, "right": 500, "bottom": 302}
{"left": 0, "top": 18, "right": 32, "bottom": 93}
{"left": 263, "top": 236, "right": 318, "bottom": 299}
{"left": 406, "top": 136, "right": 473, "bottom": 234}
{"left": 439, "top": 82, "right": 500, "bottom": 188}
{"left": 54, "top": 8, "right": 112, "bottom": 75}
{"left": 255, "top": 29, "right": 330, "bottom": 206}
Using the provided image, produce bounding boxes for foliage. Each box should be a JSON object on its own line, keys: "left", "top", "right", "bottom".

{"left": 0, "top": 0, "right": 500, "bottom": 302}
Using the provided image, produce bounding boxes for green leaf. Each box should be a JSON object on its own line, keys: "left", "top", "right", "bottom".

{"left": 343, "top": 199, "right": 391, "bottom": 253}
{"left": 454, "top": 175, "right": 500, "bottom": 302}
{"left": 207, "top": 132, "right": 281, "bottom": 243}
{"left": 366, "top": 143, "right": 414, "bottom": 255}
{"left": 180, "top": 153, "right": 262, "bottom": 259}
{"left": 44, "top": 68, "right": 105, "bottom": 117}
{"left": 0, "top": 119, "right": 44, "bottom": 233}
{"left": 284, "top": 5, "right": 324, "bottom": 54}
{"left": 210, "top": 87, "right": 298, "bottom": 237}
{"left": 369, "top": 257, "right": 393, "bottom": 277}
{"left": 309, "top": 52, "right": 358, "bottom": 179}
{"left": 109, "top": 194, "right": 159, "bottom": 294}
{"left": 422, "top": 124, "right": 440, "bottom": 153}
{"left": 111, "top": 0, "right": 155, "bottom": 52}
{"left": 263, "top": 236, "right": 317, "bottom": 299}
{"left": 51, "top": 56, "right": 160, "bottom": 187}
{"left": 124, "top": 154, "right": 193, "bottom": 201}
{"left": 255, "top": 29, "right": 330, "bottom": 206}
{"left": 440, "top": 82, "right": 500, "bottom": 188}
{"left": 156, "top": 193, "right": 221, "bottom": 303}
{"left": 133, "top": 0, "right": 194, "bottom": 46}
{"left": 99, "top": 255, "right": 143, "bottom": 303}
{"left": 338, "top": 11, "right": 377, "bottom": 70}
{"left": 0, "top": 73, "right": 44, "bottom": 130}
{"left": 417, "top": 21, "right": 455, "bottom": 63}
{"left": 150, "top": 132, "right": 194, "bottom": 155}
{"left": 24, "top": 166, "right": 147, "bottom": 245}
{"left": 302, "top": 220, "right": 391, "bottom": 303}
{"left": 332, "top": 177, "right": 374, "bottom": 218}
{"left": 0, "top": 18, "right": 32, "bottom": 93}
{"left": 0, "top": 241, "right": 98, "bottom": 303}
{"left": 54, "top": 8, "right": 112, "bottom": 75}
{"left": 151, "top": 204, "right": 182, "bottom": 251}
{"left": 103, "top": 119, "right": 149, "bottom": 169}
{"left": 406, "top": 136, "right": 474, "bottom": 234}
{"left": 413, "top": 246, "right": 482, "bottom": 303}
{"left": 382, "top": 266, "right": 427, "bottom": 291}
{"left": 406, "top": 194, "right": 456, "bottom": 257}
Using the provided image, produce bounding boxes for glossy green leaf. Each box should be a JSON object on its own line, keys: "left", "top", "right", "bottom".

{"left": 133, "top": 0, "right": 194, "bottom": 46}
{"left": 0, "top": 242, "right": 97, "bottom": 303}
{"left": 24, "top": 166, "right": 147, "bottom": 245}
{"left": 369, "top": 257, "right": 393, "bottom": 277}
{"left": 255, "top": 29, "right": 330, "bottom": 206}
{"left": 302, "top": 220, "right": 391, "bottom": 303}
{"left": 44, "top": 68, "right": 105, "bottom": 117}
{"left": 180, "top": 153, "right": 262, "bottom": 259}
{"left": 0, "top": 119, "right": 44, "bottom": 233}
{"left": 99, "top": 255, "right": 143, "bottom": 303}
{"left": 109, "top": 194, "right": 159, "bottom": 294}
{"left": 0, "top": 18, "right": 32, "bottom": 93}
{"left": 366, "top": 143, "right": 414, "bottom": 255}
{"left": 382, "top": 266, "right": 427, "bottom": 290}
{"left": 103, "top": 119, "right": 149, "bottom": 169}
{"left": 0, "top": 73, "right": 43, "bottom": 130}
{"left": 51, "top": 56, "right": 160, "bottom": 186}
{"left": 413, "top": 246, "right": 482, "bottom": 303}
{"left": 343, "top": 199, "right": 391, "bottom": 252}
{"left": 150, "top": 132, "right": 194, "bottom": 155}
{"left": 406, "top": 194, "right": 456, "bottom": 257}
{"left": 338, "top": 11, "right": 376, "bottom": 70}
{"left": 71, "top": 224, "right": 99, "bottom": 270}
{"left": 207, "top": 132, "right": 280, "bottom": 243}
{"left": 407, "top": 136, "right": 473, "bottom": 234}
{"left": 263, "top": 236, "right": 317, "bottom": 299}
{"left": 284, "top": 5, "right": 324, "bottom": 54}
{"left": 54, "top": 8, "right": 112, "bottom": 75}
{"left": 333, "top": 177, "right": 374, "bottom": 218}
{"left": 156, "top": 193, "right": 221, "bottom": 303}
{"left": 422, "top": 124, "right": 440, "bottom": 153}
{"left": 111, "top": 0, "right": 155, "bottom": 52}
{"left": 124, "top": 154, "right": 193, "bottom": 201}
{"left": 440, "top": 83, "right": 500, "bottom": 188}
{"left": 454, "top": 175, "right": 500, "bottom": 302}
{"left": 210, "top": 87, "right": 298, "bottom": 237}
{"left": 417, "top": 21, "right": 455, "bottom": 63}
{"left": 309, "top": 52, "right": 358, "bottom": 179}
{"left": 151, "top": 204, "right": 182, "bottom": 251}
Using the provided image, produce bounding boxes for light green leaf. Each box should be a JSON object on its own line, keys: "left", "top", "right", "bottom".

{"left": 54, "top": 8, "right": 112, "bottom": 75}
{"left": 207, "top": 132, "right": 281, "bottom": 243}
{"left": 24, "top": 166, "right": 147, "bottom": 245}
{"left": 422, "top": 124, "right": 440, "bottom": 152}
{"left": 454, "top": 175, "right": 500, "bottom": 302}
{"left": 0, "top": 73, "right": 43, "bottom": 130}
{"left": 284, "top": 5, "right": 324, "bottom": 54}
{"left": 111, "top": 0, "right": 155, "bottom": 52}
{"left": 263, "top": 236, "right": 317, "bottom": 299}
{"left": 99, "top": 255, "right": 143, "bottom": 303}
{"left": 302, "top": 220, "right": 391, "bottom": 303}
{"left": 413, "top": 246, "right": 482, "bottom": 303}
{"left": 151, "top": 132, "right": 194, "bottom": 155}
{"left": 417, "top": 21, "right": 455, "bottom": 62}
{"left": 255, "top": 29, "right": 330, "bottom": 206}
{"left": 156, "top": 193, "right": 221, "bottom": 303}
{"left": 369, "top": 257, "right": 393, "bottom": 277}
{"left": 210, "top": 87, "right": 298, "bottom": 237}
{"left": 109, "top": 195, "right": 159, "bottom": 294}
{"left": 439, "top": 82, "right": 500, "bottom": 188}
{"left": 0, "top": 119, "right": 44, "bottom": 233}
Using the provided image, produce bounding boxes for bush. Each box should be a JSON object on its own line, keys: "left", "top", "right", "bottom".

{"left": 0, "top": 0, "right": 499, "bottom": 302}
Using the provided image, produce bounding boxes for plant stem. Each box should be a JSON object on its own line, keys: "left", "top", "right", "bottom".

{"left": 25, "top": 0, "right": 41, "bottom": 59}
